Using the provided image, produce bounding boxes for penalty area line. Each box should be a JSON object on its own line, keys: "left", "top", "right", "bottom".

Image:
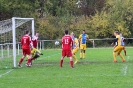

{"left": 0, "top": 69, "right": 14, "bottom": 78}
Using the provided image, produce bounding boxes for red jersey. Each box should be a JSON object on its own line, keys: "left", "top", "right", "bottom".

{"left": 21, "top": 35, "right": 31, "bottom": 49}
{"left": 62, "top": 35, "right": 73, "bottom": 51}
{"left": 32, "top": 36, "right": 38, "bottom": 48}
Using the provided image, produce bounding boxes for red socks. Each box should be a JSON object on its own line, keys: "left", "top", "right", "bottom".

{"left": 70, "top": 61, "right": 73, "bottom": 68}
{"left": 60, "top": 60, "right": 74, "bottom": 68}
{"left": 27, "top": 58, "right": 31, "bottom": 64}
{"left": 19, "top": 58, "right": 24, "bottom": 64}
{"left": 60, "top": 60, "right": 63, "bottom": 67}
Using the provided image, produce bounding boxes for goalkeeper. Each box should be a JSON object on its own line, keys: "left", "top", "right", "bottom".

{"left": 30, "top": 48, "right": 43, "bottom": 61}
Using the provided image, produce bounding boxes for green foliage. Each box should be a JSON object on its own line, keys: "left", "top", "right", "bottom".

{"left": 1, "top": 0, "right": 133, "bottom": 40}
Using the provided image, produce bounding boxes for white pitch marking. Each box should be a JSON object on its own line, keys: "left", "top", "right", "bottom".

{"left": 58, "top": 74, "right": 125, "bottom": 78}
{"left": 0, "top": 69, "right": 14, "bottom": 78}
{"left": 39, "top": 53, "right": 61, "bottom": 60}
{"left": 122, "top": 56, "right": 130, "bottom": 76}
{"left": 123, "top": 65, "right": 128, "bottom": 75}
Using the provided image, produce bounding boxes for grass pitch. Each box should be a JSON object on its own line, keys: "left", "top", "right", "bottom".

{"left": 0, "top": 48, "right": 133, "bottom": 88}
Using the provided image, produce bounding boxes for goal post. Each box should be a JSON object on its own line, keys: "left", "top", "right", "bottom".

{"left": 12, "top": 17, "right": 34, "bottom": 67}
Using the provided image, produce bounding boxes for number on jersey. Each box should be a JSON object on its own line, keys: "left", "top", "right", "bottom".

{"left": 65, "top": 39, "right": 69, "bottom": 44}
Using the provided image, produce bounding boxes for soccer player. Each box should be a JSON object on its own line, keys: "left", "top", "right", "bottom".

{"left": 18, "top": 30, "right": 33, "bottom": 67}
{"left": 30, "top": 48, "right": 43, "bottom": 64}
{"left": 71, "top": 32, "right": 79, "bottom": 64}
{"left": 60, "top": 30, "right": 74, "bottom": 68}
{"left": 79, "top": 30, "right": 93, "bottom": 59}
{"left": 32, "top": 32, "right": 39, "bottom": 48}
{"left": 111, "top": 31, "right": 126, "bottom": 62}
{"left": 120, "top": 33, "right": 126, "bottom": 56}
{"left": 31, "top": 48, "right": 43, "bottom": 60}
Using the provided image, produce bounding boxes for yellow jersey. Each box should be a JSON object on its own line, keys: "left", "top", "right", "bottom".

{"left": 116, "top": 35, "right": 121, "bottom": 46}
{"left": 31, "top": 48, "right": 41, "bottom": 58}
{"left": 73, "top": 38, "right": 79, "bottom": 49}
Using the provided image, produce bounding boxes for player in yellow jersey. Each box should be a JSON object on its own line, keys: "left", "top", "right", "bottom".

{"left": 111, "top": 31, "right": 126, "bottom": 62}
{"left": 27, "top": 48, "right": 43, "bottom": 65}
{"left": 31, "top": 48, "right": 43, "bottom": 59}
{"left": 79, "top": 30, "right": 93, "bottom": 59}
{"left": 71, "top": 32, "right": 79, "bottom": 64}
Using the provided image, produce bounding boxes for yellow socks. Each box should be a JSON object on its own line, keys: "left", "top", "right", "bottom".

{"left": 113, "top": 52, "right": 125, "bottom": 62}
{"left": 80, "top": 52, "right": 83, "bottom": 59}
{"left": 83, "top": 53, "right": 85, "bottom": 59}
{"left": 119, "top": 54, "right": 125, "bottom": 60}
{"left": 113, "top": 52, "right": 117, "bottom": 61}
{"left": 73, "top": 55, "right": 78, "bottom": 61}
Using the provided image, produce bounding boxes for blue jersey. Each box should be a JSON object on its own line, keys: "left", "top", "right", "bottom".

{"left": 79, "top": 34, "right": 89, "bottom": 44}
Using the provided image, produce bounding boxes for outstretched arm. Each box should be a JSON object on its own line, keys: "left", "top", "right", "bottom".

{"left": 88, "top": 39, "right": 93, "bottom": 44}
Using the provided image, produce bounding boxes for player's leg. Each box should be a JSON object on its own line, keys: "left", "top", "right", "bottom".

{"left": 83, "top": 44, "right": 86, "bottom": 59}
{"left": 18, "top": 49, "right": 26, "bottom": 66}
{"left": 118, "top": 46, "right": 126, "bottom": 62}
{"left": 60, "top": 50, "right": 65, "bottom": 67}
{"left": 113, "top": 46, "right": 119, "bottom": 62}
{"left": 26, "top": 49, "right": 32, "bottom": 66}
{"left": 60, "top": 56, "right": 65, "bottom": 67}
{"left": 80, "top": 44, "right": 83, "bottom": 59}
{"left": 67, "top": 50, "right": 74, "bottom": 68}
{"left": 69, "top": 56, "right": 74, "bottom": 68}
{"left": 123, "top": 46, "right": 126, "bottom": 56}
{"left": 72, "top": 48, "right": 78, "bottom": 64}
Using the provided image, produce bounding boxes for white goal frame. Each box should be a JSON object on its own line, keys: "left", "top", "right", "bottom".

{"left": 12, "top": 17, "right": 34, "bottom": 67}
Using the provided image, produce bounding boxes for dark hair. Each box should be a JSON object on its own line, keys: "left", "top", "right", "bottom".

{"left": 114, "top": 31, "right": 119, "bottom": 34}
{"left": 25, "top": 30, "right": 30, "bottom": 34}
{"left": 65, "top": 30, "right": 68, "bottom": 34}
{"left": 83, "top": 30, "right": 85, "bottom": 32}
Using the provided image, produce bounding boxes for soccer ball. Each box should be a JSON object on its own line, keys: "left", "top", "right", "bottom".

{"left": 55, "top": 41, "right": 60, "bottom": 45}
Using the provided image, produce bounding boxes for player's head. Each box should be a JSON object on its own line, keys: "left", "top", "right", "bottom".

{"left": 82, "top": 30, "right": 86, "bottom": 34}
{"left": 36, "top": 32, "right": 39, "bottom": 37}
{"left": 119, "top": 33, "right": 122, "bottom": 37}
{"left": 114, "top": 31, "right": 119, "bottom": 36}
{"left": 25, "top": 30, "right": 30, "bottom": 35}
{"left": 64, "top": 30, "right": 69, "bottom": 35}
{"left": 71, "top": 32, "right": 75, "bottom": 38}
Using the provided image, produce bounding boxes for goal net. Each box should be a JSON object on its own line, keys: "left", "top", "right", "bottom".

{"left": 0, "top": 17, "right": 34, "bottom": 68}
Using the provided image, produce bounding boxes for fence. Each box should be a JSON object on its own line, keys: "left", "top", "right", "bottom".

{"left": 0, "top": 38, "right": 133, "bottom": 59}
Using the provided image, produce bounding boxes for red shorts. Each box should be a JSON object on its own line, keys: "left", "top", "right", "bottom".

{"left": 22, "top": 48, "right": 31, "bottom": 56}
{"left": 62, "top": 50, "right": 72, "bottom": 57}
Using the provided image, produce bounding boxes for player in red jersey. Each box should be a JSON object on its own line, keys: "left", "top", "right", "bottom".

{"left": 18, "top": 30, "right": 33, "bottom": 67}
{"left": 60, "top": 30, "right": 74, "bottom": 68}
{"left": 32, "top": 32, "right": 39, "bottom": 48}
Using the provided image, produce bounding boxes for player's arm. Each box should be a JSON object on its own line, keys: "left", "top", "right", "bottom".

{"left": 21, "top": 39, "right": 23, "bottom": 45}
{"left": 88, "top": 39, "right": 93, "bottom": 43}
{"left": 75, "top": 39, "right": 79, "bottom": 48}
{"left": 87, "top": 35, "right": 93, "bottom": 43}
{"left": 29, "top": 36, "right": 34, "bottom": 48}
{"left": 62, "top": 38, "right": 64, "bottom": 49}
{"left": 78, "top": 34, "right": 82, "bottom": 46}
{"left": 32, "top": 36, "right": 36, "bottom": 41}
{"left": 111, "top": 38, "right": 118, "bottom": 46}
{"left": 71, "top": 38, "right": 74, "bottom": 49}
{"left": 35, "top": 48, "right": 43, "bottom": 55}
{"left": 78, "top": 34, "right": 81, "bottom": 42}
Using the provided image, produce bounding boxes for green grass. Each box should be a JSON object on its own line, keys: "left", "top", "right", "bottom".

{"left": 0, "top": 48, "right": 133, "bottom": 88}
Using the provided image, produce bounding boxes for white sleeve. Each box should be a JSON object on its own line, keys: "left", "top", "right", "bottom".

{"left": 32, "top": 36, "right": 36, "bottom": 41}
